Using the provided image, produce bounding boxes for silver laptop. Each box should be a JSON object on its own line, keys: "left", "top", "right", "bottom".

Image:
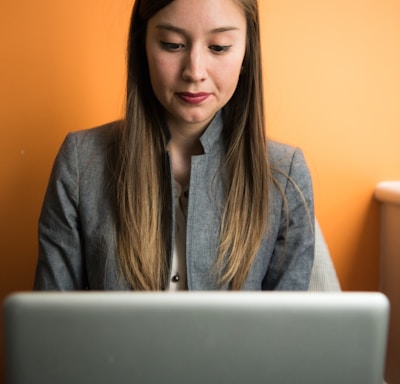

{"left": 3, "top": 292, "right": 389, "bottom": 384}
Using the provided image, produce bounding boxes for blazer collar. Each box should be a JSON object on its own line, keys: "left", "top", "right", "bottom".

{"left": 199, "top": 111, "right": 223, "bottom": 154}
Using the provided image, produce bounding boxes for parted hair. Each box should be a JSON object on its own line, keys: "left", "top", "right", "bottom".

{"left": 114, "top": 0, "right": 271, "bottom": 290}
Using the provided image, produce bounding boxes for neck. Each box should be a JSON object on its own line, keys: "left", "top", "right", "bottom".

{"left": 167, "top": 126, "right": 204, "bottom": 190}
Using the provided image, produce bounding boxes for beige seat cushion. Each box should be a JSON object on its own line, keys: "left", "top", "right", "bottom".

{"left": 309, "top": 219, "right": 341, "bottom": 291}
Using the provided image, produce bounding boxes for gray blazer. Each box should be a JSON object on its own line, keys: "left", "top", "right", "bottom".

{"left": 34, "top": 113, "right": 315, "bottom": 290}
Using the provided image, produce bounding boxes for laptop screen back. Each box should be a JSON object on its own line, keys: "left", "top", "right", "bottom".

{"left": 3, "top": 292, "right": 389, "bottom": 384}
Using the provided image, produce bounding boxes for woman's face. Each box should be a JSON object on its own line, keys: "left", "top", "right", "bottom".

{"left": 145, "top": 0, "right": 247, "bottom": 134}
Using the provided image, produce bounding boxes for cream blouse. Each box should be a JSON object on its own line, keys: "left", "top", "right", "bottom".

{"left": 168, "top": 180, "right": 189, "bottom": 290}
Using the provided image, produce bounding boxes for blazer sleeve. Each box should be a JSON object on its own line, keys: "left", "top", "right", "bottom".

{"left": 34, "top": 133, "right": 87, "bottom": 290}
{"left": 262, "top": 147, "right": 315, "bottom": 290}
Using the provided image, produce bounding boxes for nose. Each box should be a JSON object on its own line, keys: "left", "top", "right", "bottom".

{"left": 181, "top": 46, "right": 208, "bottom": 82}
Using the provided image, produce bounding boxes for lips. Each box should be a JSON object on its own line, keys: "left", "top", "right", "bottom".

{"left": 176, "top": 92, "right": 210, "bottom": 105}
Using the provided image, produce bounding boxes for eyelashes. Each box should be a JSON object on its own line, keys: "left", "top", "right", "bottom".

{"left": 160, "top": 41, "right": 232, "bottom": 54}
{"left": 160, "top": 42, "right": 184, "bottom": 51}
{"left": 209, "top": 45, "right": 232, "bottom": 53}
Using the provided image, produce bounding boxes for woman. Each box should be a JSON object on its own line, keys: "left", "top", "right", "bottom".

{"left": 34, "top": 0, "right": 314, "bottom": 291}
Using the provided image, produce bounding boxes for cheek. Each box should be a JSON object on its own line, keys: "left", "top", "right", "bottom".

{"left": 148, "top": 55, "right": 177, "bottom": 88}
{"left": 216, "top": 56, "right": 244, "bottom": 91}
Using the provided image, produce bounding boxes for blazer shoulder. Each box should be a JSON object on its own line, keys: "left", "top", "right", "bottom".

{"left": 268, "top": 140, "right": 297, "bottom": 161}
{"left": 267, "top": 140, "right": 303, "bottom": 169}
{"left": 66, "top": 121, "right": 119, "bottom": 150}
{"left": 57, "top": 121, "right": 119, "bottom": 164}
{"left": 267, "top": 140, "right": 311, "bottom": 186}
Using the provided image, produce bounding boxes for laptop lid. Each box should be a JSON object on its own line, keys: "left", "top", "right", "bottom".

{"left": 3, "top": 292, "right": 389, "bottom": 384}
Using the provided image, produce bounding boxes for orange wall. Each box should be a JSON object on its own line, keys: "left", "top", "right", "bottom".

{"left": 1, "top": 0, "right": 400, "bottom": 381}
{"left": 260, "top": 0, "right": 400, "bottom": 290}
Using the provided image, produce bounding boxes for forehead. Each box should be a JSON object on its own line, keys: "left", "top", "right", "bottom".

{"left": 147, "top": 0, "right": 247, "bottom": 34}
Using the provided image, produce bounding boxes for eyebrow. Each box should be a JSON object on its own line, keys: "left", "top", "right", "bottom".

{"left": 155, "top": 23, "right": 240, "bottom": 36}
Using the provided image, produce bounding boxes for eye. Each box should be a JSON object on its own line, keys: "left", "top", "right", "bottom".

{"left": 209, "top": 45, "right": 232, "bottom": 53}
{"left": 160, "top": 41, "right": 185, "bottom": 51}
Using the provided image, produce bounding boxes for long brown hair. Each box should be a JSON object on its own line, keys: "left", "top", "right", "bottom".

{"left": 115, "top": 0, "right": 270, "bottom": 290}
